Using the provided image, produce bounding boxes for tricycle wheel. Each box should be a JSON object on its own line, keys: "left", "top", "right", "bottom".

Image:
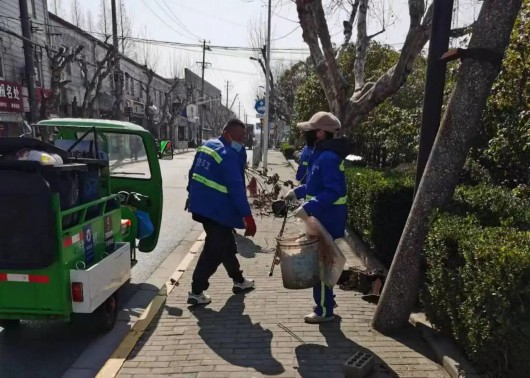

{"left": 94, "top": 293, "right": 118, "bottom": 332}
{"left": 0, "top": 319, "right": 21, "bottom": 329}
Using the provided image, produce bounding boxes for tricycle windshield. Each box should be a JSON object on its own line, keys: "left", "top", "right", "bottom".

{"left": 71, "top": 132, "right": 152, "bottom": 180}
{"left": 48, "top": 128, "right": 151, "bottom": 179}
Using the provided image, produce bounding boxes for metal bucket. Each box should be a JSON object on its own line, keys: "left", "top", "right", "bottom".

{"left": 279, "top": 234, "right": 320, "bottom": 289}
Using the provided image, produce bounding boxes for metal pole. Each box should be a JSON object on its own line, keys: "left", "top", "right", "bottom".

{"left": 263, "top": 0, "right": 272, "bottom": 169}
{"left": 414, "top": 0, "right": 455, "bottom": 197}
{"left": 18, "top": 0, "right": 38, "bottom": 123}
{"left": 111, "top": 0, "right": 123, "bottom": 120}
{"left": 119, "top": 0, "right": 125, "bottom": 54}
{"left": 199, "top": 40, "right": 206, "bottom": 144}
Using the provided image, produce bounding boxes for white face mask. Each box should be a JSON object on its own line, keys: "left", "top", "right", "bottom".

{"left": 224, "top": 131, "right": 243, "bottom": 152}
{"left": 231, "top": 141, "right": 243, "bottom": 152}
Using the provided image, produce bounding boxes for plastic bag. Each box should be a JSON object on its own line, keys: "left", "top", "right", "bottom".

{"left": 304, "top": 216, "right": 346, "bottom": 288}
{"left": 134, "top": 210, "right": 154, "bottom": 239}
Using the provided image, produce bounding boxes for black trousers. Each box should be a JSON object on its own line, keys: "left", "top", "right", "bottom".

{"left": 191, "top": 215, "right": 244, "bottom": 294}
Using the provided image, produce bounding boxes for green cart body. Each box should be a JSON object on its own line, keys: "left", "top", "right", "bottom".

{"left": 0, "top": 119, "right": 170, "bottom": 331}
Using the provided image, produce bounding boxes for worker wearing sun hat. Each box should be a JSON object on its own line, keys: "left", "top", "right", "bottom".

{"left": 284, "top": 111, "right": 350, "bottom": 323}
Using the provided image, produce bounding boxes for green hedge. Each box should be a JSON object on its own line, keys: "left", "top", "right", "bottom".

{"left": 422, "top": 214, "right": 530, "bottom": 376}
{"left": 448, "top": 184, "right": 530, "bottom": 229}
{"left": 345, "top": 166, "right": 530, "bottom": 374}
{"left": 280, "top": 143, "right": 295, "bottom": 159}
{"left": 345, "top": 167, "right": 414, "bottom": 267}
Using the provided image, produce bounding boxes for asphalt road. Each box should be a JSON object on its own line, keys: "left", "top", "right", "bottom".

{"left": 0, "top": 151, "right": 197, "bottom": 378}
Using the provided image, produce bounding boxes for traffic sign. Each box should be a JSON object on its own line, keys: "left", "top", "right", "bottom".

{"left": 254, "top": 99, "right": 266, "bottom": 114}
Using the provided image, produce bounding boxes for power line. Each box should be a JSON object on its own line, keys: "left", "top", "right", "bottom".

{"left": 155, "top": 0, "right": 201, "bottom": 41}
{"left": 138, "top": 0, "right": 195, "bottom": 41}
{"left": 18, "top": 16, "right": 312, "bottom": 54}
{"left": 272, "top": 25, "right": 301, "bottom": 41}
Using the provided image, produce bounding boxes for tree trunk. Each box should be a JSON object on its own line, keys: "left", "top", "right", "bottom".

{"left": 371, "top": 0, "right": 523, "bottom": 334}
{"left": 111, "top": 57, "right": 123, "bottom": 120}
{"left": 353, "top": 0, "right": 369, "bottom": 92}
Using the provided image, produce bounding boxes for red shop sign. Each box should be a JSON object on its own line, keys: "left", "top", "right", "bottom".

{"left": 35, "top": 87, "right": 51, "bottom": 103}
{"left": 0, "top": 81, "right": 23, "bottom": 113}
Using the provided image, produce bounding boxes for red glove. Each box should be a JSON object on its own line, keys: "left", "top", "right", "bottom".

{"left": 243, "top": 215, "right": 257, "bottom": 237}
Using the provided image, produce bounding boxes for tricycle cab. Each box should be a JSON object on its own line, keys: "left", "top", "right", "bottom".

{"left": 0, "top": 119, "right": 167, "bottom": 331}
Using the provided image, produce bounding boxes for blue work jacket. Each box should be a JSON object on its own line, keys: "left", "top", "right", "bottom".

{"left": 294, "top": 143, "right": 347, "bottom": 239}
{"left": 296, "top": 145, "right": 314, "bottom": 184}
{"left": 187, "top": 136, "right": 251, "bottom": 228}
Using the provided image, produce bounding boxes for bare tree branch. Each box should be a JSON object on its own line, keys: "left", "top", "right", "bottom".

{"left": 353, "top": 0, "right": 369, "bottom": 92}
{"left": 156, "top": 79, "right": 180, "bottom": 128}
{"left": 336, "top": 0, "right": 360, "bottom": 60}
{"left": 367, "top": 28, "right": 385, "bottom": 39}
{"left": 343, "top": 2, "right": 434, "bottom": 127}
{"left": 41, "top": 44, "right": 83, "bottom": 119}
{"left": 450, "top": 22, "right": 476, "bottom": 38}
{"left": 78, "top": 46, "right": 118, "bottom": 117}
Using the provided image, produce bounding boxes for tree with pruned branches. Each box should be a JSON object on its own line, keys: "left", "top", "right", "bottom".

{"left": 295, "top": 0, "right": 475, "bottom": 130}
{"left": 41, "top": 44, "right": 84, "bottom": 119}
{"left": 77, "top": 45, "right": 119, "bottom": 118}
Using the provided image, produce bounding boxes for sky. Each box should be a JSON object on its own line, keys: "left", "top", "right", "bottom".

{"left": 56, "top": 0, "right": 480, "bottom": 125}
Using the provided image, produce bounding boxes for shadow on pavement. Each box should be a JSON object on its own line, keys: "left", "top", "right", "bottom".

{"left": 295, "top": 316, "right": 397, "bottom": 378}
{"left": 235, "top": 234, "right": 262, "bottom": 258}
{"left": 387, "top": 322, "right": 441, "bottom": 364}
{"left": 190, "top": 293, "right": 285, "bottom": 376}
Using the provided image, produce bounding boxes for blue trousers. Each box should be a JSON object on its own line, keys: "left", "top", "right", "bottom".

{"left": 313, "top": 281, "right": 334, "bottom": 317}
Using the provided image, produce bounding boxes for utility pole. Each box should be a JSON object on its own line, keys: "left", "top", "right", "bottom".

{"left": 111, "top": 0, "right": 123, "bottom": 120}
{"left": 238, "top": 101, "right": 241, "bottom": 119}
{"left": 263, "top": 0, "right": 272, "bottom": 169}
{"left": 119, "top": 0, "right": 125, "bottom": 54}
{"left": 413, "top": 0, "right": 455, "bottom": 197}
{"left": 198, "top": 40, "right": 210, "bottom": 143}
{"left": 225, "top": 81, "right": 230, "bottom": 108}
{"left": 18, "top": 0, "right": 38, "bottom": 123}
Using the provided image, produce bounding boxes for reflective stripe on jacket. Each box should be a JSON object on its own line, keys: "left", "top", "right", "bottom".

{"left": 294, "top": 148, "right": 347, "bottom": 239}
{"left": 187, "top": 136, "right": 251, "bottom": 228}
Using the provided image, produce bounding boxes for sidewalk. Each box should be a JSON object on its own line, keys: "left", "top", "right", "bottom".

{"left": 116, "top": 151, "right": 448, "bottom": 378}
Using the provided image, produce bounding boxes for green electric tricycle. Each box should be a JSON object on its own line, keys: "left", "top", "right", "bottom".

{"left": 0, "top": 119, "right": 172, "bottom": 332}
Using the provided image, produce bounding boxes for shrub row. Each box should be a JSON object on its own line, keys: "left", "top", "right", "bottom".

{"left": 280, "top": 143, "right": 295, "bottom": 159}
{"left": 421, "top": 214, "right": 530, "bottom": 376}
{"left": 345, "top": 166, "right": 530, "bottom": 375}
{"left": 345, "top": 167, "right": 413, "bottom": 267}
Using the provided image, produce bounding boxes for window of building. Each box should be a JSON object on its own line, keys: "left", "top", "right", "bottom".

{"left": 27, "top": 0, "right": 36, "bottom": 18}
{"left": 131, "top": 78, "right": 135, "bottom": 97}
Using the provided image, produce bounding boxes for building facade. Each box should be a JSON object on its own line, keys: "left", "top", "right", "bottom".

{"left": 0, "top": 0, "right": 51, "bottom": 136}
{"left": 0, "top": 1, "right": 229, "bottom": 147}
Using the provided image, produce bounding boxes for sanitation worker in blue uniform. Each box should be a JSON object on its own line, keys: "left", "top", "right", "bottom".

{"left": 284, "top": 111, "right": 349, "bottom": 323}
{"left": 186, "top": 119, "right": 256, "bottom": 305}
{"left": 295, "top": 130, "right": 317, "bottom": 184}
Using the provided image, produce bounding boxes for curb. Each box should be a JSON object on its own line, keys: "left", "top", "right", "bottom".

{"left": 62, "top": 230, "right": 205, "bottom": 378}
{"left": 410, "top": 314, "right": 481, "bottom": 378}
{"left": 343, "top": 228, "right": 387, "bottom": 273}
{"left": 95, "top": 232, "right": 205, "bottom": 378}
{"left": 286, "top": 158, "right": 299, "bottom": 173}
